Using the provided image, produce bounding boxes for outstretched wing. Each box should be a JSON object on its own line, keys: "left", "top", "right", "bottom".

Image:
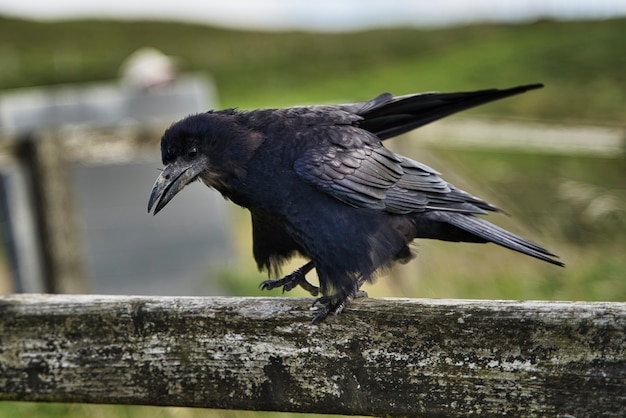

{"left": 340, "top": 84, "right": 543, "bottom": 140}
{"left": 293, "top": 85, "right": 541, "bottom": 214}
{"left": 294, "top": 125, "right": 499, "bottom": 215}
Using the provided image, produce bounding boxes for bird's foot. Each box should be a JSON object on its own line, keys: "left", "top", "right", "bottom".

{"left": 259, "top": 262, "right": 319, "bottom": 296}
{"left": 311, "top": 288, "right": 368, "bottom": 324}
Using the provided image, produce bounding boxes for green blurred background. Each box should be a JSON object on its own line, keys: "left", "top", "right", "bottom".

{"left": 0, "top": 8, "right": 625, "bottom": 418}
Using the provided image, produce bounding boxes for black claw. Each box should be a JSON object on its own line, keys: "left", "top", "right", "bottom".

{"left": 312, "top": 308, "right": 330, "bottom": 324}
{"left": 258, "top": 261, "right": 319, "bottom": 296}
{"left": 282, "top": 279, "right": 298, "bottom": 293}
{"left": 310, "top": 282, "right": 369, "bottom": 324}
{"left": 311, "top": 297, "right": 347, "bottom": 323}
{"left": 311, "top": 296, "right": 327, "bottom": 308}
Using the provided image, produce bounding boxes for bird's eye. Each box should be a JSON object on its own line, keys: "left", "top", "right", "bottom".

{"left": 188, "top": 147, "right": 198, "bottom": 158}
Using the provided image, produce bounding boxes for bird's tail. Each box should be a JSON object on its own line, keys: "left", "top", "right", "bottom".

{"left": 422, "top": 212, "right": 564, "bottom": 267}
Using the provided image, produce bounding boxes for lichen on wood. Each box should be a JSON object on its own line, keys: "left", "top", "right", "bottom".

{"left": 0, "top": 294, "right": 624, "bottom": 417}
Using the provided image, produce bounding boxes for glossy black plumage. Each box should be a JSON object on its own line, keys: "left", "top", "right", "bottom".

{"left": 148, "top": 84, "right": 563, "bottom": 322}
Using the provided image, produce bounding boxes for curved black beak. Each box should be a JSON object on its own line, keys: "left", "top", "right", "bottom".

{"left": 148, "top": 157, "right": 207, "bottom": 215}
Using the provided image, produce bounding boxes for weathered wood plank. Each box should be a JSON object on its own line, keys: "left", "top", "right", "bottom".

{"left": 0, "top": 294, "right": 624, "bottom": 417}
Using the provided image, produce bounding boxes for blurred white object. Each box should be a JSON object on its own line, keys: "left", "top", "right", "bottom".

{"left": 119, "top": 47, "right": 178, "bottom": 91}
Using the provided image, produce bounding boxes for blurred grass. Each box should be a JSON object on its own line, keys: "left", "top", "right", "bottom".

{"left": 1, "top": 16, "right": 625, "bottom": 120}
{"left": 1, "top": 14, "right": 625, "bottom": 418}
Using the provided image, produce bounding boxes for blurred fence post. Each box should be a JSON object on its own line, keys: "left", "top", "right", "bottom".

{"left": 16, "top": 131, "right": 88, "bottom": 293}
{"left": 0, "top": 151, "right": 47, "bottom": 292}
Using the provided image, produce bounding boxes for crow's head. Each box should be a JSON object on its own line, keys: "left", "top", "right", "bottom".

{"left": 148, "top": 110, "right": 262, "bottom": 214}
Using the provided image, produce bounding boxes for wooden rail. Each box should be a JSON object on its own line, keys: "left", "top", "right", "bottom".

{"left": 0, "top": 294, "right": 624, "bottom": 416}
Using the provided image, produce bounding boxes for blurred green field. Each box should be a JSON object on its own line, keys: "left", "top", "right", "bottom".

{"left": 1, "top": 16, "right": 625, "bottom": 119}
{"left": 0, "top": 14, "right": 625, "bottom": 418}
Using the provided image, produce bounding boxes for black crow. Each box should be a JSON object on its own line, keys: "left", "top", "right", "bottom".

{"left": 148, "top": 84, "right": 563, "bottom": 323}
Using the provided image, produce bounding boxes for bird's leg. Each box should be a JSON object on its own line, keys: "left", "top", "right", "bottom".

{"left": 311, "top": 276, "right": 368, "bottom": 324}
{"left": 259, "top": 261, "right": 319, "bottom": 296}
